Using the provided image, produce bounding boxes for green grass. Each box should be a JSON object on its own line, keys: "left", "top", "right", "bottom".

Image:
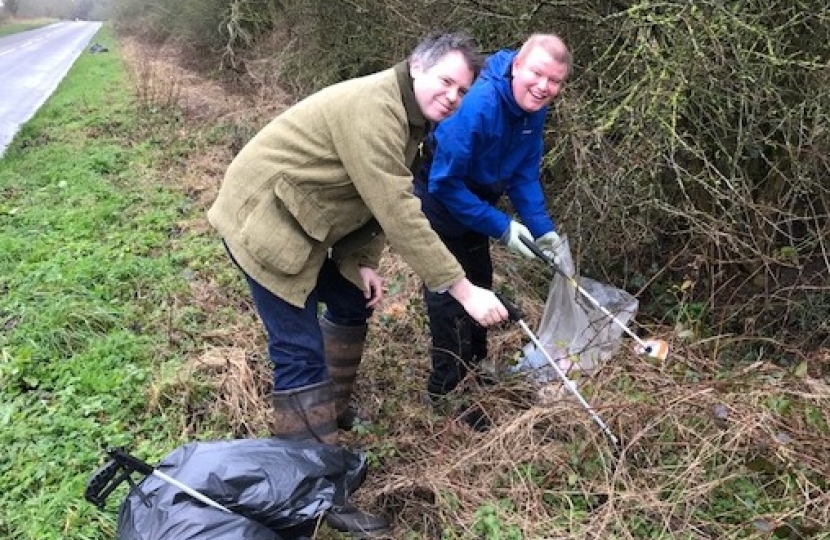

{"left": 0, "top": 18, "right": 58, "bottom": 37}
{"left": 0, "top": 25, "right": 224, "bottom": 539}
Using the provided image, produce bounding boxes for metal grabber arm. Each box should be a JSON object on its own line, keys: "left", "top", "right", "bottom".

{"left": 497, "top": 294, "right": 620, "bottom": 448}
{"left": 85, "top": 448, "right": 232, "bottom": 513}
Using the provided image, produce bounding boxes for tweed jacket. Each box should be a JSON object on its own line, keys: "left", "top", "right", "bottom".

{"left": 207, "top": 61, "right": 465, "bottom": 307}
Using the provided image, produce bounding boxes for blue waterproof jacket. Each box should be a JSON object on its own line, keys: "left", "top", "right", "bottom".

{"left": 415, "top": 49, "right": 555, "bottom": 240}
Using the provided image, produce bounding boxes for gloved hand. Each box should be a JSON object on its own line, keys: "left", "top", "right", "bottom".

{"left": 535, "top": 231, "right": 563, "bottom": 262}
{"left": 536, "top": 230, "right": 573, "bottom": 275}
{"left": 500, "top": 220, "right": 535, "bottom": 259}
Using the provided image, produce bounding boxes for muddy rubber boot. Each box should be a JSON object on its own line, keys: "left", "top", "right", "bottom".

{"left": 271, "top": 380, "right": 339, "bottom": 445}
{"left": 272, "top": 380, "right": 390, "bottom": 537}
{"left": 320, "top": 317, "right": 367, "bottom": 430}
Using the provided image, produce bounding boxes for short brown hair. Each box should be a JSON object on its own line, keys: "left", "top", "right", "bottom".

{"left": 410, "top": 32, "right": 483, "bottom": 77}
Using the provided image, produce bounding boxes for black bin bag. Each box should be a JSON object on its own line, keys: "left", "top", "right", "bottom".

{"left": 114, "top": 438, "right": 368, "bottom": 540}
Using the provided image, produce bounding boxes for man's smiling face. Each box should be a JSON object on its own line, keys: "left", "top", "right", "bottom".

{"left": 411, "top": 50, "right": 474, "bottom": 123}
{"left": 511, "top": 45, "right": 569, "bottom": 113}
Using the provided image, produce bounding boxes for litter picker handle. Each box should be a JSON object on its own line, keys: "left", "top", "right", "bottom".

{"left": 496, "top": 293, "right": 523, "bottom": 323}
{"left": 519, "top": 235, "right": 563, "bottom": 274}
{"left": 85, "top": 459, "right": 124, "bottom": 508}
{"left": 84, "top": 448, "right": 157, "bottom": 509}
{"left": 109, "top": 447, "right": 154, "bottom": 475}
{"left": 110, "top": 448, "right": 233, "bottom": 513}
{"left": 84, "top": 448, "right": 233, "bottom": 514}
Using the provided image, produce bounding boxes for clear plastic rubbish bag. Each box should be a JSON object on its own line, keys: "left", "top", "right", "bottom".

{"left": 512, "top": 236, "right": 638, "bottom": 384}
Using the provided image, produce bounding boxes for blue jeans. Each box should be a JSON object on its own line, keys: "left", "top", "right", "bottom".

{"left": 225, "top": 244, "right": 373, "bottom": 390}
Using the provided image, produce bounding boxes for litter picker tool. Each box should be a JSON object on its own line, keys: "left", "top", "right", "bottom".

{"left": 519, "top": 235, "right": 669, "bottom": 362}
{"left": 85, "top": 447, "right": 232, "bottom": 513}
{"left": 499, "top": 294, "right": 620, "bottom": 447}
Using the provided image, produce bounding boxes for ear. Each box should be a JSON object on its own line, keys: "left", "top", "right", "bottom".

{"left": 410, "top": 60, "right": 424, "bottom": 78}
{"left": 511, "top": 56, "right": 521, "bottom": 76}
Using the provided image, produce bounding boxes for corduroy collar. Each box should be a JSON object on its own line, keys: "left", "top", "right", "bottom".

{"left": 395, "top": 61, "right": 429, "bottom": 130}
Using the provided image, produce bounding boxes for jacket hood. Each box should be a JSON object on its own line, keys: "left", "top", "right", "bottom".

{"left": 481, "top": 49, "right": 525, "bottom": 117}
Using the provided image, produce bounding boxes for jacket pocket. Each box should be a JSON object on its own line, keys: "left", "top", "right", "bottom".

{"left": 239, "top": 191, "right": 321, "bottom": 275}
{"left": 275, "top": 176, "right": 332, "bottom": 242}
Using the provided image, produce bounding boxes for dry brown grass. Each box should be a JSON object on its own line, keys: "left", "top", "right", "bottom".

{"left": 121, "top": 34, "right": 830, "bottom": 540}
{"left": 174, "top": 246, "right": 830, "bottom": 539}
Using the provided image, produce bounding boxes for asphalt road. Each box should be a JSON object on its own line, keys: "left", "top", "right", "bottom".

{"left": 0, "top": 21, "right": 102, "bottom": 157}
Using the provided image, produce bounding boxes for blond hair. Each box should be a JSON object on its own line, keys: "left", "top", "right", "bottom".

{"left": 516, "top": 33, "right": 571, "bottom": 70}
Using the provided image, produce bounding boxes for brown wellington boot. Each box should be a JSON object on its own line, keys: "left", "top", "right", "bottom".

{"left": 271, "top": 380, "right": 390, "bottom": 538}
{"left": 270, "top": 380, "right": 338, "bottom": 444}
{"left": 320, "top": 317, "right": 367, "bottom": 430}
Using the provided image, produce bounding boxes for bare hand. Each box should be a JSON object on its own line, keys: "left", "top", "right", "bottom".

{"left": 358, "top": 266, "right": 384, "bottom": 308}
{"left": 448, "top": 278, "right": 507, "bottom": 327}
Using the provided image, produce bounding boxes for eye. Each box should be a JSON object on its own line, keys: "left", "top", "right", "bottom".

{"left": 459, "top": 87, "right": 469, "bottom": 97}
{"left": 440, "top": 77, "right": 452, "bottom": 86}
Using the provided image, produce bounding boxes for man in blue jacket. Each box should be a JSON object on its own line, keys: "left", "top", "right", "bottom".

{"left": 415, "top": 34, "right": 571, "bottom": 426}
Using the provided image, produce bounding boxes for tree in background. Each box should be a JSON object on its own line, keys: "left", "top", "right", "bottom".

{"left": 71, "top": 0, "right": 95, "bottom": 19}
{"left": 16, "top": 0, "right": 111, "bottom": 20}
{"left": 5, "top": 0, "right": 20, "bottom": 17}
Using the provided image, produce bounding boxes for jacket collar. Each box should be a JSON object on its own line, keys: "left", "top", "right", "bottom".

{"left": 489, "top": 51, "right": 532, "bottom": 119}
{"left": 395, "top": 61, "right": 429, "bottom": 130}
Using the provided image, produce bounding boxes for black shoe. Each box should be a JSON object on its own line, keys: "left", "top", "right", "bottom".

{"left": 337, "top": 404, "right": 359, "bottom": 430}
{"left": 455, "top": 403, "right": 491, "bottom": 432}
{"left": 325, "top": 503, "right": 390, "bottom": 538}
{"left": 426, "top": 392, "right": 492, "bottom": 433}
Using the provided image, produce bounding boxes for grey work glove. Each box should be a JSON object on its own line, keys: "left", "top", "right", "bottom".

{"left": 535, "top": 231, "right": 565, "bottom": 266}
{"left": 500, "top": 220, "right": 535, "bottom": 259}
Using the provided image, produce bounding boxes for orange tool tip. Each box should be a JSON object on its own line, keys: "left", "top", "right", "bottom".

{"left": 635, "top": 339, "right": 669, "bottom": 361}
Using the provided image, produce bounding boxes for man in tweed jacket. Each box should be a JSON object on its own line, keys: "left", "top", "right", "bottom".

{"left": 208, "top": 33, "right": 508, "bottom": 537}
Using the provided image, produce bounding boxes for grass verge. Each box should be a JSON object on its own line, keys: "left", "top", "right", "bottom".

{"left": 0, "top": 24, "right": 241, "bottom": 539}
{"left": 0, "top": 17, "right": 58, "bottom": 37}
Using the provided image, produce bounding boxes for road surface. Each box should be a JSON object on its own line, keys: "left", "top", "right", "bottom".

{"left": 0, "top": 21, "right": 102, "bottom": 156}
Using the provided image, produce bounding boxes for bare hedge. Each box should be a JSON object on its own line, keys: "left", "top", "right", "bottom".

{"left": 113, "top": 0, "right": 829, "bottom": 358}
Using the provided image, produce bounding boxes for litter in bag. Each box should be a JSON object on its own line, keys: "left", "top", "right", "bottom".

{"left": 512, "top": 236, "right": 638, "bottom": 384}
{"left": 116, "top": 438, "right": 367, "bottom": 540}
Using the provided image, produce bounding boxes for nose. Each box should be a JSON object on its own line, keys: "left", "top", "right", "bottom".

{"left": 446, "top": 87, "right": 459, "bottom": 103}
{"left": 538, "top": 77, "right": 561, "bottom": 98}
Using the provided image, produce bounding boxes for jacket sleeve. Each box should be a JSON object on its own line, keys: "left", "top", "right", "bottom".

{"left": 506, "top": 135, "right": 556, "bottom": 238}
{"left": 336, "top": 233, "right": 386, "bottom": 290}
{"left": 428, "top": 105, "right": 512, "bottom": 239}
{"left": 326, "top": 90, "right": 464, "bottom": 292}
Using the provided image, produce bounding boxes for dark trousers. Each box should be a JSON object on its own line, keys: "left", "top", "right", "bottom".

{"left": 424, "top": 231, "right": 493, "bottom": 396}
{"left": 225, "top": 244, "right": 372, "bottom": 391}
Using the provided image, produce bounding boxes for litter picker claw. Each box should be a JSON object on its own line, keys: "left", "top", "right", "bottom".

{"left": 519, "top": 235, "right": 669, "bottom": 362}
